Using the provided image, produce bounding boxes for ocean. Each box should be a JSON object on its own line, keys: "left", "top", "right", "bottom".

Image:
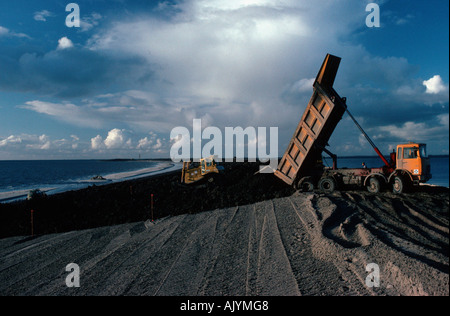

{"left": 0, "top": 159, "right": 180, "bottom": 202}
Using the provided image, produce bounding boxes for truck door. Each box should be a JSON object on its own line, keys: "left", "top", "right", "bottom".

{"left": 396, "top": 147, "right": 403, "bottom": 169}
{"left": 401, "top": 147, "right": 420, "bottom": 175}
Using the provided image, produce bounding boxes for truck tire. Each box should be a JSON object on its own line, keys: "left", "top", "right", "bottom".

{"left": 392, "top": 176, "right": 405, "bottom": 194}
{"left": 297, "top": 177, "right": 314, "bottom": 192}
{"left": 301, "top": 181, "right": 314, "bottom": 192}
{"left": 367, "top": 177, "right": 381, "bottom": 193}
{"left": 319, "top": 177, "right": 336, "bottom": 194}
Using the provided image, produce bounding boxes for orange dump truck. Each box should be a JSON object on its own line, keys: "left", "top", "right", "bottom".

{"left": 275, "top": 54, "right": 431, "bottom": 194}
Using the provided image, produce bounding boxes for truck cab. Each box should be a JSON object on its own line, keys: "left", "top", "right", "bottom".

{"left": 395, "top": 143, "right": 432, "bottom": 184}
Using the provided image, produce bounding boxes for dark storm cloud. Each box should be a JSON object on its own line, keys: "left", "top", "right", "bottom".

{"left": 0, "top": 44, "right": 154, "bottom": 98}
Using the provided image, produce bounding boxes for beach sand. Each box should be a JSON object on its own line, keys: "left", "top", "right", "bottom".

{"left": 0, "top": 162, "right": 448, "bottom": 296}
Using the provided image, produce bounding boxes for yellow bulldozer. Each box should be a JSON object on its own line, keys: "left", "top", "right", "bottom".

{"left": 181, "top": 155, "right": 224, "bottom": 184}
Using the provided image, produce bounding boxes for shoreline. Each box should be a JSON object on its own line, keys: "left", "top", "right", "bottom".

{"left": 0, "top": 161, "right": 180, "bottom": 203}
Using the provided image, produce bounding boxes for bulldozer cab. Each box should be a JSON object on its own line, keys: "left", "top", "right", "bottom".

{"left": 201, "top": 156, "right": 215, "bottom": 174}
{"left": 396, "top": 143, "right": 431, "bottom": 183}
{"left": 181, "top": 155, "right": 223, "bottom": 184}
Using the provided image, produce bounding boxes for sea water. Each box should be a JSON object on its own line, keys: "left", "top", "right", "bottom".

{"left": 0, "top": 159, "right": 179, "bottom": 202}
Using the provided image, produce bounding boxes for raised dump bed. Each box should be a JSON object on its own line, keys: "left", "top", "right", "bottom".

{"left": 274, "top": 54, "right": 347, "bottom": 187}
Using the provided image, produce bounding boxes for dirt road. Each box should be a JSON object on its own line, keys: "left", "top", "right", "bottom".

{"left": 1, "top": 190, "right": 447, "bottom": 296}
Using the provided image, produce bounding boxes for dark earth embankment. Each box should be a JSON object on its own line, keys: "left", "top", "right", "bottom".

{"left": 0, "top": 162, "right": 294, "bottom": 238}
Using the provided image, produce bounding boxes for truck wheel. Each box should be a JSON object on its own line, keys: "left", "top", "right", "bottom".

{"left": 392, "top": 176, "right": 405, "bottom": 194}
{"left": 319, "top": 177, "right": 336, "bottom": 194}
{"left": 301, "top": 181, "right": 314, "bottom": 192}
{"left": 297, "top": 177, "right": 314, "bottom": 192}
{"left": 367, "top": 177, "right": 381, "bottom": 193}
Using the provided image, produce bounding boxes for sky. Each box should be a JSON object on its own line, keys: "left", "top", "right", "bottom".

{"left": 0, "top": 0, "right": 448, "bottom": 160}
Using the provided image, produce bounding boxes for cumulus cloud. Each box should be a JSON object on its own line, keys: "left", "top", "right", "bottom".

{"left": 91, "top": 135, "right": 104, "bottom": 150}
{"left": 90, "top": 128, "right": 139, "bottom": 151}
{"left": 423, "top": 75, "right": 448, "bottom": 94}
{"left": 70, "top": 135, "right": 80, "bottom": 149}
{"left": 137, "top": 131, "right": 166, "bottom": 153}
{"left": 0, "top": 134, "right": 79, "bottom": 158}
{"left": 104, "top": 128, "right": 126, "bottom": 149}
{"left": 80, "top": 13, "right": 102, "bottom": 32}
{"left": 89, "top": 2, "right": 314, "bottom": 106}
{"left": 0, "top": 135, "right": 23, "bottom": 147}
{"left": 153, "top": 138, "right": 163, "bottom": 150}
{"left": 57, "top": 37, "right": 74, "bottom": 50}
{"left": 0, "top": 26, "right": 8, "bottom": 36}
{"left": 0, "top": 129, "right": 169, "bottom": 159}
{"left": 26, "top": 135, "right": 51, "bottom": 150}
{"left": 34, "top": 10, "right": 53, "bottom": 22}
{"left": 378, "top": 120, "right": 449, "bottom": 143}
{"left": 137, "top": 137, "right": 153, "bottom": 149}
{"left": 0, "top": 25, "right": 28, "bottom": 38}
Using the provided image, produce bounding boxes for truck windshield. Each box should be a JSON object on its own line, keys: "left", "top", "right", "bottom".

{"left": 419, "top": 145, "right": 427, "bottom": 158}
{"left": 403, "top": 147, "right": 418, "bottom": 159}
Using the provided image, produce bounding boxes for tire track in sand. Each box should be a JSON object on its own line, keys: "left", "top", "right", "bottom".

{"left": 249, "top": 200, "right": 301, "bottom": 295}
{"left": 272, "top": 193, "right": 374, "bottom": 295}
{"left": 119, "top": 213, "right": 208, "bottom": 296}
{"left": 199, "top": 201, "right": 300, "bottom": 296}
{"left": 197, "top": 206, "right": 251, "bottom": 295}
{"left": 61, "top": 216, "right": 185, "bottom": 295}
